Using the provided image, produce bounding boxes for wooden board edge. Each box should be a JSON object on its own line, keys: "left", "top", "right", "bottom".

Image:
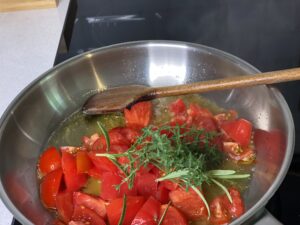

{"left": 0, "top": 0, "right": 58, "bottom": 13}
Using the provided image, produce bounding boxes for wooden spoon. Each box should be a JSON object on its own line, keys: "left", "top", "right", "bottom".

{"left": 83, "top": 67, "right": 300, "bottom": 115}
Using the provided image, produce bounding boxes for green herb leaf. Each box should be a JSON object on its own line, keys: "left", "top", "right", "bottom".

{"left": 207, "top": 170, "right": 236, "bottom": 176}
{"left": 211, "top": 178, "right": 233, "bottom": 203}
{"left": 191, "top": 185, "right": 210, "bottom": 218}
{"left": 97, "top": 121, "right": 110, "bottom": 152}
{"left": 158, "top": 201, "right": 171, "bottom": 225}
{"left": 156, "top": 169, "right": 189, "bottom": 182}
{"left": 117, "top": 195, "right": 127, "bottom": 225}
{"left": 212, "top": 174, "right": 251, "bottom": 179}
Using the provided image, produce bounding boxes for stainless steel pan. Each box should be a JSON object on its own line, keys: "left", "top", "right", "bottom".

{"left": 0, "top": 41, "right": 294, "bottom": 225}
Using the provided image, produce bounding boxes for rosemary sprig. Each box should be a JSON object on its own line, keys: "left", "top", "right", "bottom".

{"left": 97, "top": 121, "right": 110, "bottom": 152}
{"left": 117, "top": 195, "right": 127, "bottom": 225}
{"left": 158, "top": 201, "right": 171, "bottom": 225}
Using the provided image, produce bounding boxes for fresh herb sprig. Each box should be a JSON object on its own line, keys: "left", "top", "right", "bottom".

{"left": 96, "top": 124, "right": 250, "bottom": 217}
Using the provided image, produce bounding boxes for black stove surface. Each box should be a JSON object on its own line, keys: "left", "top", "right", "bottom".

{"left": 13, "top": 0, "right": 300, "bottom": 224}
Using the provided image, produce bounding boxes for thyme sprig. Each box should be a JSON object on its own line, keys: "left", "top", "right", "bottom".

{"left": 96, "top": 124, "right": 250, "bottom": 217}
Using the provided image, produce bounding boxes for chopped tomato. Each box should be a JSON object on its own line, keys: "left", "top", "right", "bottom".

{"left": 91, "top": 136, "right": 106, "bottom": 152}
{"left": 225, "top": 188, "right": 245, "bottom": 218}
{"left": 40, "top": 168, "right": 63, "bottom": 208}
{"left": 109, "top": 128, "right": 131, "bottom": 146}
{"left": 136, "top": 172, "right": 158, "bottom": 198}
{"left": 100, "top": 172, "right": 122, "bottom": 200}
{"left": 160, "top": 180, "right": 178, "bottom": 191}
{"left": 106, "top": 196, "right": 145, "bottom": 225}
{"left": 120, "top": 127, "right": 141, "bottom": 144}
{"left": 76, "top": 151, "right": 92, "bottom": 173}
{"left": 210, "top": 188, "right": 244, "bottom": 224}
{"left": 88, "top": 167, "right": 103, "bottom": 180}
{"left": 82, "top": 133, "right": 100, "bottom": 150}
{"left": 60, "top": 146, "right": 79, "bottom": 154}
{"left": 73, "top": 192, "right": 106, "bottom": 218}
{"left": 214, "top": 110, "right": 238, "bottom": 125}
{"left": 209, "top": 197, "right": 230, "bottom": 225}
{"left": 88, "top": 151, "right": 118, "bottom": 173}
{"left": 131, "top": 196, "right": 161, "bottom": 225}
{"left": 223, "top": 142, "right": 255, "bottom": 163}
{"left": 169, "top": 188, "right": 208, "bottom": 220}
{"left": 169, "top": 98, "right": 186, "bottom": 115}
{"left": 195, "top": 116, "right": 218, "bottom": 131}
{"left": 124, "top": 101, "right": 152, "bottom": 128}
{"left": 154, "top": 184, "right": 170, "bottom": 204}
{"left": 187, "top": 104, "right": 214, "bottom": 118}
{"left": 61, "top": 151, "right": 87, "bottom": 192}
{"left": 184, "top": 104, "right": 217, "bottom": 131}
{"left": 170, "top": 115, "right": 188, "bottom": 126}
{"left": 111, "top": 144, "right": 130, "bottom": 153}
{"left": 100, "top": 172, "right": 137, "bottom": 200}
{"left": 38, "top": 146, "right": 61, "bottom": 175}
{"left": 220, "top": 119, "right": 252, "bottom": 147}
{"left": 56, "top": 192, "right": 74, "bottom": 223}
{"left": 159, "top": 204, "right": 188, "bottom": 225}
{"left": 72, "top": 204, "right": 106, "bottom": 225}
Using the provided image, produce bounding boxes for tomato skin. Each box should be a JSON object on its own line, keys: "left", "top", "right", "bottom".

{"left": 100, "top": 172, "right": 121, "bottom": 200}
{"left": 38, "top": 146, "right": 61, "bottom": 175}
{"left": 131, "top": 196, "right": 161, "bottom": 225}
{"left": 124, "top": 101, "right": 152, "bottom": 128}
{"left": 154, "top": 184, "right": 170, "bottom": 204}
{"left": 73, "top": 192, "right": 107, "bottom": 218}
{"left": 169, "top": 188, "right": 208, "bottom": 220}
{"left": 136, "top": 172, "right": 158, "bottom": 198}
{"left": 220, "top": 119, "right": 252, "bottom": 147}
{"left": 72, "top": 204, "right": 106, "bottom": 225}
{"left": 209, "top": 197, "right": 230, "bottom": 225}
{"left": 76, "top": 151, "right": 92, "bottom": 173}
{"left": 61, "top": 151, "right": 87, "bottom": 192}
{"left": 100, "top": 172, "right": 137, "bottom": 200}
{"left": 88, "top": 167, "right": 103, "bottom": 179}
{"left": 106, "top": 196, "right": 145, "bottom": 225}
{"left": 88, "top": 151, "right": 118, "bottom": 173}
{"left": 159, "top": 204, "right": 188, "bottom": 225}
{"left": 40, "top": 168, "right": 63, "bottom": 208}
{"left": 56, "top": 192, "right": 74, "bottom": 223}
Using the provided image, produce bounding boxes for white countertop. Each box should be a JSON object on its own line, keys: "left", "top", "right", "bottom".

{"left": 0, "top": 0, "right": 70, "bottom": 224}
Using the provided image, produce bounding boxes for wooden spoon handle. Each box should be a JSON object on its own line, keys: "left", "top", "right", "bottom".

{"left": 150, "top": 67, "right": 300, "bottom": 98}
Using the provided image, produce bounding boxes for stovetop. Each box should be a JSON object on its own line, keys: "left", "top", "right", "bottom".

{"left": 13, "top": 0, "right": 300, "bottom": 224}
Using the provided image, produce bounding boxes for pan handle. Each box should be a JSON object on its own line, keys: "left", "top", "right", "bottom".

{"left": 253, "top": 209, "right": 282, "bottom": 225}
